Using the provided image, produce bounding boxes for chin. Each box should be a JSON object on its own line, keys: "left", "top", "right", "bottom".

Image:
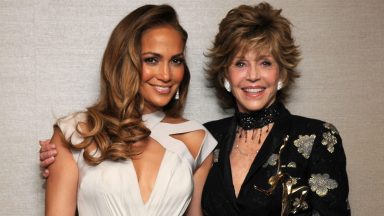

{"left": 245, "top": 106, "right": 267, "bottom": 112}
{"left": 237, "top": 100, "right": 274, "bottom": 112}
{"left": 157, "top": 98, "right": 175, "bottom": 106}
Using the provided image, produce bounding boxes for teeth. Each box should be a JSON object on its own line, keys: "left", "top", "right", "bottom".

{"left": 155, "top": 86, "right": 170, "bottom": 91}
{"left": 154, "top": 85, "right": 171, "bottom": 93}
{"left": 244, "top": 88, "right": 263, "bottom": 93}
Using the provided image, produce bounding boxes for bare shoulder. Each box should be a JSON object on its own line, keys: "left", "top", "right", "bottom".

{"left": 52, "top": 126, "right": 71, "bottom": 151}
{"left": 57, "top": 113, "right": 96, "bottom": 154}
{"left": 48, "top": 126, "right": 78, "bottom": 174}
{"left": 46, "top": 126, "right": 78, "bottom": 215}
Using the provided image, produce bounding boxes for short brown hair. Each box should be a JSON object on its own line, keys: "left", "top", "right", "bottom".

{"left": 205, "top": 2, "right": 301, "bottom": 109}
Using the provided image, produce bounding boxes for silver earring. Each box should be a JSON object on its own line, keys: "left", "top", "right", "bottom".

{"left": 224, "top": 79, "right": 231, "bottom": 92}
{"left": 175, "top": 89, "right": 180, "bottom": 100}
{"left": 277, "top": 81, "right": 283, "bottom": 90}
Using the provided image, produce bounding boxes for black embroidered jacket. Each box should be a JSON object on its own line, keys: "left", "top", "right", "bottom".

{"left": 202, "top": 104, "right": 350, "bottom": 216}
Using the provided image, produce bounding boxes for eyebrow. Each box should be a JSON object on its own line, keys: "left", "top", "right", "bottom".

{"left": 233, "top": 53, "right": 272, "bottom": 60}
{"left": 256, "top": 54, "right": 273, "bottom": 60}
{"left": 141, "top": 52, "right": 161, "bottom": 57}
{"left": 141, "top": 52, "right": 185, "bottom": 59}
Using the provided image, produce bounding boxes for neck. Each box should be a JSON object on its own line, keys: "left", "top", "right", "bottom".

{"left": 142, "top": 106, "right": 163, "bottom": 115}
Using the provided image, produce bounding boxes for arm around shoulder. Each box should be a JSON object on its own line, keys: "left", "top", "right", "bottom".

{"left": 45, "top": 126, "right": 78, "bottom": 216}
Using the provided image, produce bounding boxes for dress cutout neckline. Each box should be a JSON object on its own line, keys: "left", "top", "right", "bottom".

{"left": 142, "top": 111, "right": 166, "bottom": 128}
{"left": 131, "top": 110, "right": 167, "bottom": 205}
{"left": 129, "top": 151, "right": 169, "bottom": 205}
{"left": 58, "top": 111, "right": 216, "bottom": 215}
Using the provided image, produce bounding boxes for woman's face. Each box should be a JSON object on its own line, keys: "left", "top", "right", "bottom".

{"left": 140, "top": 25, "right": 185, "bottom": 114}
{"left": 227, "top": 48, "right": 280, "bottom": 112}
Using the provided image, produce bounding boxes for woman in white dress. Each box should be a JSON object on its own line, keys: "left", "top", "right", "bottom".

{"left": 44, "top": 4, "right": 216, "bottom": 216}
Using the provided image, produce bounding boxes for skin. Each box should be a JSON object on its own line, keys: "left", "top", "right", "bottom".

{"left": 227, "top": 49, "right": 280, "bottom": 113}
{"left": 226, "top": 48, "right": 281, "bottom": 196}
{"left": 44, "top": 25, "right": 211, "bottom": 216}
{"left": 140, "top": 25, "right": 185, "bottom": 114}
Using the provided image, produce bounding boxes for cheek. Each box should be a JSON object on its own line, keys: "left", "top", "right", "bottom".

{"left": 173, "top": 68, "right": 185, "bottom": 83}
{"left": 228, "top": 70, "right": 246, "bottom": 84}
{"left": 141, "top": 66, "right": 151, "bottom": 82}
{"left": 264, "top": 68, "right": 280, "bottom": 84}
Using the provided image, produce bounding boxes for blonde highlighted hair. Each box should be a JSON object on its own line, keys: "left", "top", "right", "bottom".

{"left": 70, "top": 4, "right": 190, "bottom": 165}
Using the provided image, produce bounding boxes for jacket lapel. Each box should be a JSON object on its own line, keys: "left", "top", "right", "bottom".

{"left": 218, "top": 117, "right": 239, "bottom": 204}
{"left": 242, "top": 106, "right": 292, "bottom": 186}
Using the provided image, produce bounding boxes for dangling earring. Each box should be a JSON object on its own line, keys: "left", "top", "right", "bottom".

{"left": 175, "top": 89, "right": 180, "bottom": 100}
{"left": 224, "top": 79, "right": 231, "bottom": 92}
{"left": 277, "top": 80, "right": 283, "bottom": 90}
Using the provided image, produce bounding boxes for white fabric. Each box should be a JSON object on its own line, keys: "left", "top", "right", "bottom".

{"left": 56, "top": 111, "right": 217, "bottom": 216}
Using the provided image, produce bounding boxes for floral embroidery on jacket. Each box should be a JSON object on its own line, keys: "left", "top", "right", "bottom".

{"left": 294, "top": 134, "right": 316, "bottom": 159}
{"left": 287, "top": 161, "right": 297, "bottom": 168}
{"left": 263, "top": 154, "right": 278, "bottom": 167}
{"left": 293, "top": 198, "right": 308, "bottom": 211}
{"left": 321, "top": 131, "right": 337, "bottom": 153}
{"left": 324, "top": 122, "right": 339, "bottom": 134}
{"left": 308, "top": 173, "right": 338, "bottom": 197}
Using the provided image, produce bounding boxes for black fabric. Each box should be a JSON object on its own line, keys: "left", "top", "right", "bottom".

{"left": 235, "top": 101, "right": 281, "bottom": 130}
{"left": 202, "top": 104, "right": 350, "bottom": 216}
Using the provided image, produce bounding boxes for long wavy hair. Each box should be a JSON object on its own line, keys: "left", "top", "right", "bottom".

{"left": 71, "top": 4, "right": 190, "bottom": 165}
{"left": 205, "top": 2, "right": 301, "bottom": 109}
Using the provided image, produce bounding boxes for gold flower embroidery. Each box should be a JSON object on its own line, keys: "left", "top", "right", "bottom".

{"left": 294, "top": 134, "right": 316, "bottom": 159}
{"left": 290, "top": 177, "right": 299, "bottom": 185}
{"left": 263, "top": 154, "right": 279, "bottom": 167}
{"left": 287, "top": 161, "right": 297, "bottom": 168}
{"left": 292, "top": 198, "right": 308, "bottom": 211}
{"left": 308, "top": 173, "right": 338, "bottom": 197}
{"left": 324, "top": 122, "right": 339, "bottom": 134}
{"left": 322, "top": 131, "right": 337, "bottom": 153}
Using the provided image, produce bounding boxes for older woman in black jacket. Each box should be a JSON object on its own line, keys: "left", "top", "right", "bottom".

{"left": 201, "top": 2, "right": 350, "bottom": 216}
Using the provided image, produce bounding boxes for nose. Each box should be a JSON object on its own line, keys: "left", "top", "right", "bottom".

{"left": 246, "top": 64, "right": 259, "bottom": 81}
{"left": 158, "top": 62, "right": 171, "bottom": 82}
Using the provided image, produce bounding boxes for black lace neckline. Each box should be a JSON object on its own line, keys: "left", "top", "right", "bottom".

{"left": 235, "top": 102, "right": 281, "bottom": 130}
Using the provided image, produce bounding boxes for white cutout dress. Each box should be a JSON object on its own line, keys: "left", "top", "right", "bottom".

{"left": 56, "top": 111, "right": 217, "bottom": 216}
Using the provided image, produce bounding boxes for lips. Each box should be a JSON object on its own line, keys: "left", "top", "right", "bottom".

{"left": 152, "top": 85, "right": 171, "bottom": 94}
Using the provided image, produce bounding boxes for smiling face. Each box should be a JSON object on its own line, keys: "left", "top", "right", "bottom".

{"left": 227, "top": 48, "right": 280, "bottom": 112}
{"left": 140, "top": 25, "right": 185, "bottom": 114}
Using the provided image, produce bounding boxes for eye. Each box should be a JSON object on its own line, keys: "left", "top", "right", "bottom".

{"left": 143, "top": 57, "right": 158, "bottom": 65}
{"left": 234, "top": 61, "right": 246, "bottom": 68}
{"left": 171, "top": 57, "right": 185, "bottom": 65}
{"left": 261, "top": 60, "right": 272, "bottom": 67}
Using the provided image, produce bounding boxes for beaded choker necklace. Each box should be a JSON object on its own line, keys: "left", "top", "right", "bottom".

{"left": 235, "top": 102, "right": 280, "bottom": 143}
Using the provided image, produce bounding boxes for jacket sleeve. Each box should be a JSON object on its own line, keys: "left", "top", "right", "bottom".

{"left": 307, "top": 122, "right": 351, "bottom": 216}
